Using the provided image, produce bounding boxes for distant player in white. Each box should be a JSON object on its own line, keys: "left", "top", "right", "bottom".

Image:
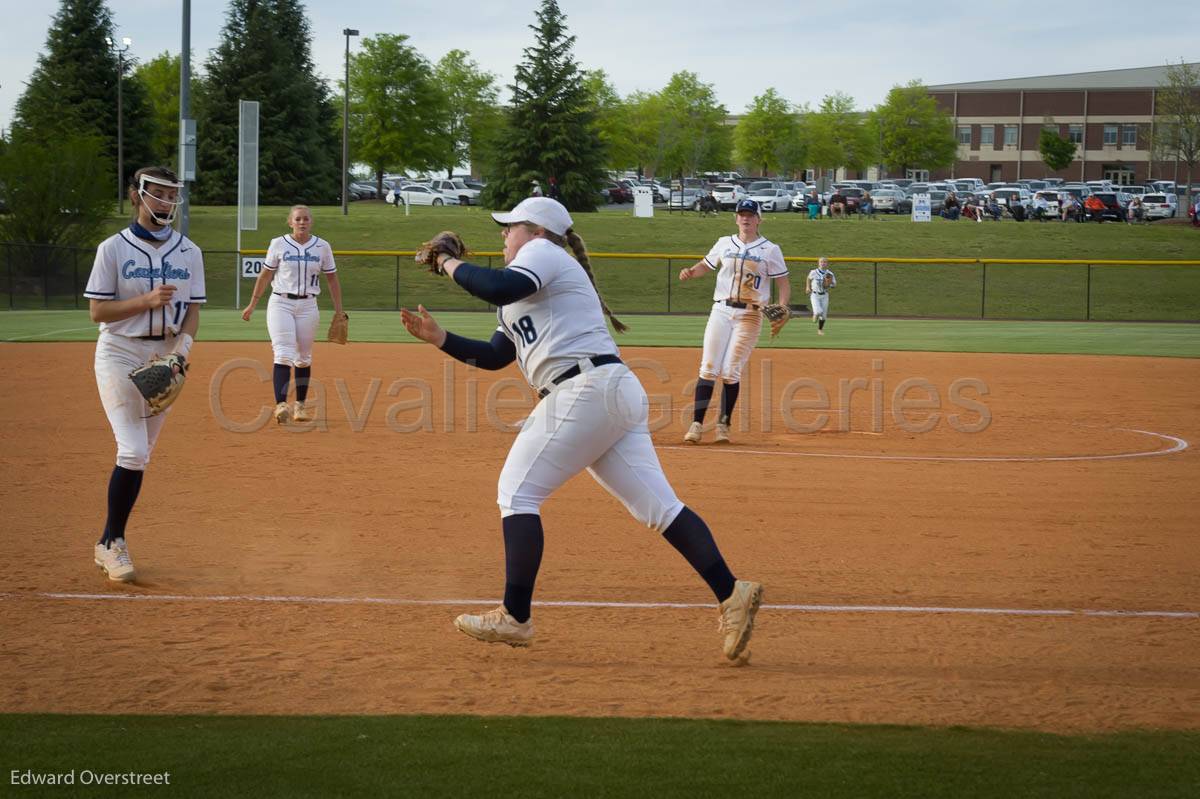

{"left": 240, "top": 205, "right": 344, "bottom": 423}
{"left": 807, "top": 257, "right": 837, "bottom": 335}
{"left": 84, "top": 166, "right": 205, "bottom": 582}
{"left": 678, "top": 198, "right": 789, "bottom": 444}
{"left": 400, "top": 197, "right": 763, "bottom": 662}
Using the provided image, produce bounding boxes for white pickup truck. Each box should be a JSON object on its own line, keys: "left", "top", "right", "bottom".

{"left": 428, "top": 179, "right": 481, "bottom": 206}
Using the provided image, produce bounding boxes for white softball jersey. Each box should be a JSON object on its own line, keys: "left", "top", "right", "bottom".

{"left": 496, "top": 237, "right": 619, "bottom": 392}
{"left": 704, "top": 235, "right": 788, "bottom": 306}
{"left": 84, "top": 229, "right": 207, "bottom": 338}
{"left": 265, "top": 234, "right": 336, "bottom": 296}
{"left": 807, "top": 267, "right": 837, "bottom": 294}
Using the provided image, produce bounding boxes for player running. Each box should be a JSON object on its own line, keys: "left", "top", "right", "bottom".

{"left": 678, "top": 198, "right": 790, "bottom": 444}
{"left": 400, "top": 197, "right": 763, "bottom": 663}
{"left": 806, "top": 257, "right": 837, "bottom": 335}
{"left": 84, "top": 166, "right": 205, "bottom": 582}
{"left": 240, "top": 205, "right": 345, "bottom": 424}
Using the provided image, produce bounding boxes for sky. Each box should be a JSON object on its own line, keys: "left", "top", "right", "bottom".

{"left": 2, "top": 1, "right": 1199, "bottom": 133}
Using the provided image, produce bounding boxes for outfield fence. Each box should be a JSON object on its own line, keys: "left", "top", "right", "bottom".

{"left": 2, "top": 242, "right": 1198, "bottom": 322}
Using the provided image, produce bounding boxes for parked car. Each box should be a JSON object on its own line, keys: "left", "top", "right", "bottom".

{"left": 747, "top": 187, "right": 792, "bottom": 212}
{"left": 640, "top": 180, "right": 672, "bottom": 202}
{"left": 1122, "top": 185, "right": 1149, "bottom": 196}
{"left": 872, "top": 189, "right": 912, "bottom": 214}
{"left": 926, "top": 190, "right": 947, "bottom": 215}
{"left": 349, "top": 181, "right": 378, "bottom": 200}
{"left": 428, "top": 179, "right": 481, "bottom": 206}
{"left": 991, "top": 187, "right": 1033, "bottom": 209}
{"left": 1141, "top": 193, "right": 1178, "bottom": 220}
{"left": 886, "top": 178, "right": 915, "bottom": 190}
{"left": 711, "top": 183, "right": 748, "bottom": 209}
{"left": 668, "top": 188, "right": 705, "bottom": 210}
{"left": 385, "top": 184, "right": 459, "bottom": 206}
{"left": 1032, "top": 190, "right": 1062, "bottom": 216}
{"left": 600, "top": 182, "right": 633, "bottom": 203}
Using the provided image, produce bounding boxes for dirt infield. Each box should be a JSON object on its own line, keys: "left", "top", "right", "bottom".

{"left": 1, "top": 342, "right": 1197, "bottom": 732}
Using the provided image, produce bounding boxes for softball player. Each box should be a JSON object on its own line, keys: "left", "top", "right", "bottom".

{"left": 806, "top": 257, "right": 836, "bottom": 335}
{"left": 400, "top": 197, "right": 763, "bottom": 663}
{"left": 678, "top": 199, "right": 789, "bottom": 444}
{"left": 85, "top": 166, "right": 205, "bottom": 582}
{"left": 241, "top": 206, "right": 344, "bottom": 423}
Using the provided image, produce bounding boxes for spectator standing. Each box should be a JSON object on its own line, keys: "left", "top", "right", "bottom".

{"left": 547, "top": 176, "right": 560, "bottom": 201}
{"left": 806, "top": 188, "right": 822, "bottom": 220}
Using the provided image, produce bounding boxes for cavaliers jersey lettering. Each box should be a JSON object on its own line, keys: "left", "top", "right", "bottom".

{"left": 84, "top": 229, "right": 207, "bottom": 337}
{"left": 703, "top": 235, "right": 787, "bottom": 305}
{"left": 265, "top": 235, "right": 336, "bottom": 296}
{"left": 807, "top": 267, "right": 836, "bottom": 293}
{"left": 495, "top": 238, "right": 618, "bottom": 390}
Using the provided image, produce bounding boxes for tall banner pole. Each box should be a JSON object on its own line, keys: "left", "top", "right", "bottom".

{"left": 236, "top": 100, "right": 260, "bottom": 308}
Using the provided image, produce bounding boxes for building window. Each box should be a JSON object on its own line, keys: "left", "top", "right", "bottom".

{"left": 1004, "top": 125, "right": 1018, "bottom": 146}
{"left": 981, "top": 126, "right": 995, "bottom": 146}
{"left": 957, "top": 125, "right": 971, "bottom": 144}
{"left": 1122, "top": 125, "right": 1137, "bottom": 146}
{"left": 1104, "top": 125, "right": 1118, "bottom": 145}
{"left": 1069, "top": 124, "right": 1083, "bottom": 144}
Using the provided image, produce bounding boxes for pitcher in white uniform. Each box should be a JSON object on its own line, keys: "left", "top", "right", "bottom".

{"left": 84, "top": 166, "right": 205, "bottom": 582}
{"left": 806, "top": 257, "right": 837, "bottom": 335}
{"left": 678, "top": 198, "right": 790, "bottom": 444}
{"left": 241, "top": 205, "right": 344, "bottom": 423}
{"left": 400, "top": 197, "right": 763, "bottom": 663}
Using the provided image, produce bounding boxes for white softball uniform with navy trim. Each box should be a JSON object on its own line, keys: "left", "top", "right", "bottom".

{"left": 493, "top": 237, "right": 684, "bottom": 531}
{"left": 84, "top": 229, "right": 206, "bottom": 470}
{"left": 263, "top": 235, "right": 337, "bottom": 368}
{"left": 807, "top": 267, "right": 836, "bottom": 319}
{"left": 698, "top": 235, "right": 787, "bottom": 381}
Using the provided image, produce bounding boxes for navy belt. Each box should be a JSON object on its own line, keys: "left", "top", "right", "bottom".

{"left": 274, "top": 292, "right": 311, "bottom": 300}
{"left": 813, "top": 291, "right": 827, "bottom": 295}
{"left": 538, "top": 355, "right": 623, "bottom": 398}
{"left": 722, "top": 299, "right": 761, "bottom": 310}
{"left": 137, "top": 334, "right": 166, "bottom": 341}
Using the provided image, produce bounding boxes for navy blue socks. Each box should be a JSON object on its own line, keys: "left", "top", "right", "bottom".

{"left": 719, "top": 381, "right": 740, "bottom": 425}
{"left": 100, "top": 465, "right": 144, "bottom": 546}
{"left": 692, "top": 378, "right": 716, "bottom": 425}
{"left": 272, "top": 363, "right": 291, "bottom": 404}
{"left": 294, "top": 366, "right": 311, "bottom": 402}
{"left": 662, "top": 506, "right": 736, "bottom": 603}
{"left": 502, "top": 514, "right": 544, "bottom": 623}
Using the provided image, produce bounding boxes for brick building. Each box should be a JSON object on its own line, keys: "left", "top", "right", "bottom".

{"left": 926, "top": 64, "right": 1199, "bottom": 185}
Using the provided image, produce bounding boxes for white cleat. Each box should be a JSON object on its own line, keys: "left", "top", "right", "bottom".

{"left": 714, "top": 422, "right": 731, "bottom": 444}
{"left": 683, "top": 421, "right": 703, "bottom": 444}
{"left": 94, "top": 538, "right": 136, "bottom": 583}
{"left": 719, "top": 580, "right": 763, "bottom": 664}
{"left": 292, "top": 401, "right": 314, "bottom": 423}
{"left": 274, "top": 401, "right": 291, "bottom": 425}
{"left": 454, "top": 605, "right": 534, "bottom": 647}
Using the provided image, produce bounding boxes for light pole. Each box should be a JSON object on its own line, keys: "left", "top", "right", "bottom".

{"left": 106, "top": 36, "right": 132, "bottom": 213}
{"left": 342, "top": 28, "right": 359, "bottom": 216}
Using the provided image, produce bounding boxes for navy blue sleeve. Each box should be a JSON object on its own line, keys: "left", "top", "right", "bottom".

{"left": 451, "top": 261, "right": 538, "bottom": 306}
{"left": 439, "top": 329, "right": 517, "bottom": 370}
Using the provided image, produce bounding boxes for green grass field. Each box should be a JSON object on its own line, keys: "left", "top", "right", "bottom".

{"left": 2, "top": 715, "right": 1197, "bottom": 798}
{"left": 3, "top": 203, "right": 1199, "bottom": 320}
{"left": 3, "top": 309, "right": 1200, "bottom": 357}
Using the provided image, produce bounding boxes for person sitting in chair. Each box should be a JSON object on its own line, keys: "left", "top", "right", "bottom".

{"left": 940, "top": 191, "right": 961, "bottom": 220}
{"left": 829, "top": 189, "right": 846, "bottom": 219}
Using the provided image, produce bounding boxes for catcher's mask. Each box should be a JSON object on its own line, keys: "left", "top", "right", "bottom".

{"left": 137, "top": 174, "right": 185, "bottom": 226}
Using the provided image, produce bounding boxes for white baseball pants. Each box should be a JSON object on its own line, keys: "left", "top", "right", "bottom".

{"left": 267, "top": 294, "right": 319, "bottom": 367}
{"left": 698, "top": 302, "right": 762, "bottom": 382}
{"left": 94, "top": 331, "right": 173, "bottom": 471}
{"left": 811, "top": 292, "right": 830, "bottom": 320}
{"left": 497, "top": 363, "right": 685, "bottom": 531}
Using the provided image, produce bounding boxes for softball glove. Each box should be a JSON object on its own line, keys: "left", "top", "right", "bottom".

{"left": 328, "top": 311, "right": 349, "bottom": 345}
{"left": 128, "top": 353, "right": 187, "bottom": 415}
{"left": 763, "top": 304, "right": 790, "bottom": 337}
{"left": 823, "top": 274, "right": 833, "bottom": 289}
{"left": 415, "top": 231, "right": 467, "bottom": 275}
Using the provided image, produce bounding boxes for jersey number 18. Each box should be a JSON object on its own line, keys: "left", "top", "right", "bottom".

{"left": 512, "top": 315, "right": 538, "bottom": 346}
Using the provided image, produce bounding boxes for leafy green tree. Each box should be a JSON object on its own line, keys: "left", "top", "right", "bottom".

{"left": 1039, "top": 128, "right": 1077, "bottom": 173}
{"left": 583, "top": 70, "right": 636, "bottom": 173}
{"left": 12, "top": 0, "right": 155, "bottom": 185}
{"left": 734, "top": 88, "right": 798, "bottom": 176}
{"left": 434, "top": 50, "right": 499, "bottom": 178}
{"left": 870, "top": 81, "right": 955, "bottom": 176}
{"left": 621, "top": 90, "right": 669, "bottom": 179}
{"left": 136, "top": 51, "right": 196, "bottom": 166}
{"left": 807, "top": 92, "right": 876, "bottom": 176}
{"left": 0, "top": 135, "right": 112, "bottom": 246}
{"left": 194, "top": 0, "right": 340, "bottom": 204}
{"left": 1157, "top": 60, "right": 1200, "bottom": 203}
{"left": 481, "top": 0, "right": 607, "bottom": 211}
{"left": 346, "top": 34, "right": 449, "bottom": 193}
{"left": 657, "top": 72, "right": 731, "bottom": 180}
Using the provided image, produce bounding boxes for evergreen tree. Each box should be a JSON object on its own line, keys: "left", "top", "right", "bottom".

{"left": 12, "top": 0, "right": 155, "bottom": 186}
{"left": 481, "top": 0, "right": 606, "bottom": 212}
{"left": 194, "top": 0, "right": 340, "bottom": 204}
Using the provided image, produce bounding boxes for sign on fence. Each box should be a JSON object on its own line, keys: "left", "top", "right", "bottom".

{"left": 241, "top": 257, "right": 265, "bottom": 278}
{"left": 912, "top": 194, "right": 931, "bottom": 222}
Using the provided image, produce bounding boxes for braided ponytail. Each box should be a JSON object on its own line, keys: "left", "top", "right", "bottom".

{"left": 560, "top": 228, "right": 628, "bottom": 333}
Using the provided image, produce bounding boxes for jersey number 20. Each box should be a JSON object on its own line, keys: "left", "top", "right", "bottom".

{"left": 511, "top": 315, "right": 538, "bottom": 345}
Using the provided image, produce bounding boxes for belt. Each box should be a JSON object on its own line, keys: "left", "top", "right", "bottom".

{"left": 537, "top": 354, "right": 623, "bottom": 398}
{"left": 721, "top": 299, "right": 762, "bottom": 310}
{"left": 813, "top": 291, "right": 827, "bottom": 295}
{"left": 274, "top": 292, "right": 311, "bottom": 300}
